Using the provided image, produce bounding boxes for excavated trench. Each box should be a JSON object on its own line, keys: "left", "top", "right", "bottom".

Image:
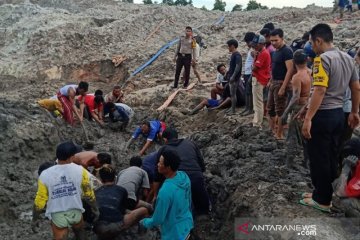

{"left": 1, "top": 93, "right": 358, "bottom": 240}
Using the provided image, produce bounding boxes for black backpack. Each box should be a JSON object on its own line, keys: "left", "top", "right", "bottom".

{"left": 290, "top": 38, "right": 307, "bottom": 52}
{"left": 194, "top": 35, "right": 205, "bottom": 48}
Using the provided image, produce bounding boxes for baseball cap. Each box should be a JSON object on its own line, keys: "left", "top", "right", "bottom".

{"left": 252, "top": 35, "right": 266, "bottom": 44}
{"left": 303, "top": 42, "right": 316, "bottom": 59}
{"left": 56, "top": 140, "right": 83, "bottom": 161}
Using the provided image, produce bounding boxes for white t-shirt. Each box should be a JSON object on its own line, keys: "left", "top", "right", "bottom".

{"left": 215, "top": 73, "right": 227, "bottom": 85}
{"left": 59, "top": 84, "right": 78, "bottom": 96}
{"left": 37, "top": 163, "right": 92, "bottom": 218}
{"left": 115, "top": 103, "right": 134, "bottom": 118}
{"left": 193, "top": 43, "right": 201, "bottom": 61}
{"left": 244, "top": 50, "right": 254, "bottom": 75}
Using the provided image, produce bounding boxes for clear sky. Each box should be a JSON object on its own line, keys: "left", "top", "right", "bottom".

{"left": 133, "top": 0, "right": 333, "bottom": 11}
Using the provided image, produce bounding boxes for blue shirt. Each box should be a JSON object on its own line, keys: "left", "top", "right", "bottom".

{"left": 142, "top": 152, "right": 158, "bottom": 182}
{"left": 132, "top": 120, "right": 162, "bottom": 141}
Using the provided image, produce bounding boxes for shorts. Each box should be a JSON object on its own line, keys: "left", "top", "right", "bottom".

{"left": 207, "top": 99, "right": 220, "bottom": 108}
{"left": 51, "top": 209, "right": 82, "bottom": 228}
{"left": 94, "top": 221, "right": 125, "bottom": 240}
{"left": 126, "top": 198, "right": 138, "bottom": 210}
{"left": 267, "top": 81, "right": 287, "bottom": 117}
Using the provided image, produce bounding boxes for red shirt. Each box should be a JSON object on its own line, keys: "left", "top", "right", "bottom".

{"left": 78, "top": 94, "right": 103, "bottom": 113}
{"left": 252, "top": 48, "right": 271, "bottom": 86}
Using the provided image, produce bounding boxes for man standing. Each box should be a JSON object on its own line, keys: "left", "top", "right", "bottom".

{"left": 259, "top": 28, "right": 275, "bottom": 56}
{"left": 32, "top": 141, "right": 99, "bottom": 240}
{"left": 140, "top": 148, "right": 193, "bottom": 240}
{"left": 268, "top": 29, "right": 294, "bottom": 139}
{"left": 174, "top": 26, "right": 196, "bottom": 88}
{"left": 241, "top": 32, "right": 256, "bottom": 116}
{"left": 153, "top": 128, "right": 210, "bottom": 215}
{"left": 280, "top": 50, "right": 311, "bottom": 168}
{"left": 184, "top": 34, "right": 203, "bottom": 83}
{"left": 251, "top": 35, "right": 271, "bottom": 129}
{"left": 225, "top": 39, "right": 242, "bottom": 115}
{"left": 300, "top": 23, "right": 360, "bottom": 212}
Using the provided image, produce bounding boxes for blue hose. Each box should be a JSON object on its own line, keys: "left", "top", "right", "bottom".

{"left": 130, "top": 15, "right": 225, "bottom": 78}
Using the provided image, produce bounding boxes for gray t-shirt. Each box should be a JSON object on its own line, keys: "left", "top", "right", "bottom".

{"left": 116, "top": 166, "right": 150, "bottom": 201}
{"left": 312, "top": 48, "right": 359, "bottom": 110}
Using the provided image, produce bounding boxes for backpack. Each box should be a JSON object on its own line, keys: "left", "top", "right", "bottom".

{"left": 193, "top": 35, "right": 205, "bottom": 48}
{"left": 290, "top": 38, "right": 307, "bottom": 52}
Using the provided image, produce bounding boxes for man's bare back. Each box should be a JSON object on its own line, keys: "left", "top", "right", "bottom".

{"left": 292, "top": 68, "right": 311, "bottom": 106}
{"left": 73, "top": 151, "right": 99, "bottom": 168}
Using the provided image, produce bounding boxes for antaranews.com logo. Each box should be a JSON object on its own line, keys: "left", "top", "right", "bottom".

{"left": 234, "top": 217, "right": 360, "bottom": 240}
{"left": 237, "top": 221, "right": 316, "bottom": 236}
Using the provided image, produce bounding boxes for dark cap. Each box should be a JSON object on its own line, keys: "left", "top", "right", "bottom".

{"left": 162, "top": 128, "right": 178, "bottom": 141}
{"left": 56, "top": 140, "right": 83, "bottom": 161}
{"left": 252, "top": 34, "right": 266, "bottom": 44}
{"left": 38, "top": 162, "right": 55, "bottom": 176}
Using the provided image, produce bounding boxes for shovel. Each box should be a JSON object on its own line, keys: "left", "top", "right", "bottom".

{"left": 80, "top": 121, "right": 95, "bottom": 150}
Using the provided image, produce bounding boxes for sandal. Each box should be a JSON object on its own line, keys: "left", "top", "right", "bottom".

{"left": 300, "top": 192, "right": 312, "bottom": 198}
{"left": 299, "top": 198, "right": 331, "bottom": 213}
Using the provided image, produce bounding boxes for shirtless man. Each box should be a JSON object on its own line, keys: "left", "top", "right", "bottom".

{"left": 73, "top": 151, "right": 111, "bottom": 171}
{"left": 281, "top": 50, "right": 311, "bottom": 167}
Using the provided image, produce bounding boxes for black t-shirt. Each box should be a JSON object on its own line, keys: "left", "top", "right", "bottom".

{"left": 271, "top": 45, "right": 293, "bottom": 80}
{"left": 226, "top": 51, "right": 242, "bottom": 81}
{"left": 95, "top": 185, "right": 128, "bottom": 222}
{"left": 154, "top": 139, "right": 205, "bottom": 182}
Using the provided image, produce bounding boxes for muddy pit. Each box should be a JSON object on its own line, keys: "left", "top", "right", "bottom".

{"left": 1, "top": 93, "right": 359, "bottom": 240}
{"left": 1, "top": 1, "right": 360, "bottom": 240}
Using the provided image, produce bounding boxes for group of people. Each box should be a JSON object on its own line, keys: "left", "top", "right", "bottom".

{"left": 31, "top": 18, "right": 360, "bottom": 240}
{"left": 38, "top": 84, "right": 134, "bottom": 128}
{"left": 185, "top": 21, "right": 360, "bottom": 214}
{"left": 32, "top": 126, "right": 210, "bottom": 240}
{"left": 333, "top": 0, "right": 360, "bottom": 19}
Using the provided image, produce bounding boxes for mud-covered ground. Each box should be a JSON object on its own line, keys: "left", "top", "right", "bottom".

{"left": 1, "top": 1, "right": 360, "bottom": 240}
